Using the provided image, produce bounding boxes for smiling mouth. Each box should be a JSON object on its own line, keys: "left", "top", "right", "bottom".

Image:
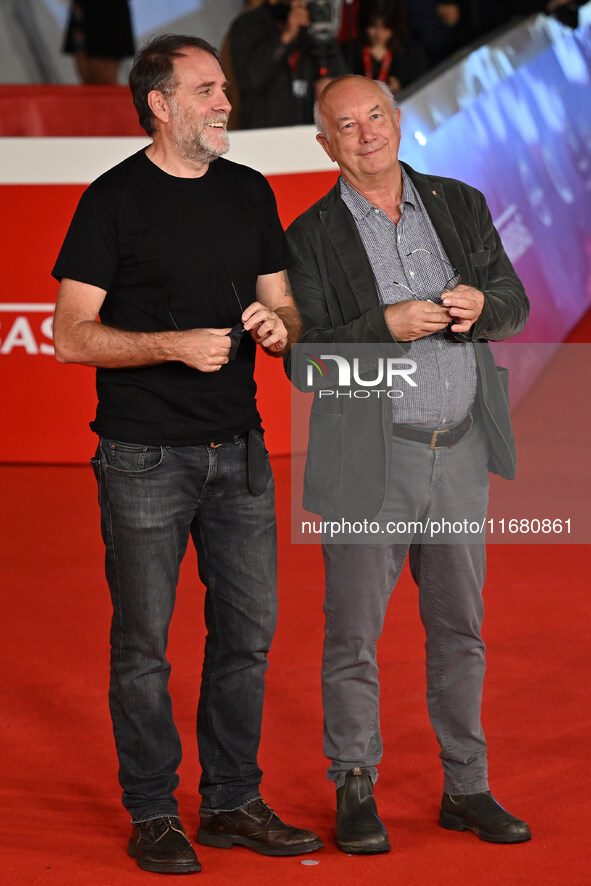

{"left": 207, "top": 121, "right": 227, "bottom": 129}
{"left": 359, "top": 144, "right": 385, "bottom": 157}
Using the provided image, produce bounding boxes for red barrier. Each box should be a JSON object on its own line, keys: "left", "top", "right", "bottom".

{"left": 0, "top": 85, "right": 144, "bottom": 136}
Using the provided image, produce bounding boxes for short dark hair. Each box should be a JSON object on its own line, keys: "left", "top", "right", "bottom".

{"left": 129, "top": 34, "right": 221, "bottom": 136}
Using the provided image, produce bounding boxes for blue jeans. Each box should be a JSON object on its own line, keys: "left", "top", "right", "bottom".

{"left": 91, "top": 435, "right": 278, "bottom": 823}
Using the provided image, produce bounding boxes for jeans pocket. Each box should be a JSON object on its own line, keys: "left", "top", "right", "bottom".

{"left": 100, "top": 438, "right": 164, "bottom": 474}
{"left": 90, "top": 452, "right": 101, "bottom": 480}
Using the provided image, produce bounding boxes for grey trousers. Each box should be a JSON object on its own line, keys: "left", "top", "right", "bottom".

{"left": 321, "top": 421, "right": 490, "bottom": 794}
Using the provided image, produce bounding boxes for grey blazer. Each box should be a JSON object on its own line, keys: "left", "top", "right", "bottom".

{"left": 286, "top": 162, "right": 530, "bottom": 519}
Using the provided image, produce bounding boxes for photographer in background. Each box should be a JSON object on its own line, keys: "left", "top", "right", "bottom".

{"left": 229, "top": 0, "right": 347, "bottom": 128}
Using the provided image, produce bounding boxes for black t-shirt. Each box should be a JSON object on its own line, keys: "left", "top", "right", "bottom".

{"left": 52, "top": 151, "right": 291, "bottom": 445}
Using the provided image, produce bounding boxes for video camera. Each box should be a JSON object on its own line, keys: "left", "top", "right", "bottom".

{"left": 306, "top": 0, "right": 334, "bottom": 43}
{"left": 301, "top": 0, "right": 343, "bottom": 79}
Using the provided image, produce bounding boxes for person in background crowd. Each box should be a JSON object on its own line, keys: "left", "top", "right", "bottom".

{"left": 470, "top": 0, "right": 587, "bottom": 34}
{"left": 220, "top": 0, "right": 267, "bottom": 129}
{"left": 400, "top": 0, "right": 474, "bottom": 67}
{"left": 344, "top": 0, "right": 427, "bottom": 95}
{"left": 229, "top": 0, "right": 346, "bottom": 128}
{"left": 63, "top": 0, "right": 135, "bottom": 84}
{"left": 402, "top": 0, "right": 585, "bottom": 70}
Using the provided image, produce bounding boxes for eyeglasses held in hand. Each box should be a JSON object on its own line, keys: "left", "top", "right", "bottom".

{"left": 392, "top": 248, "right": 461, "bottom": 301}
{"left": 225, "top": 267, "right": 246, "bottom": 360}
{"left": 167, "top": 271, "right": 245, "bottom": 362}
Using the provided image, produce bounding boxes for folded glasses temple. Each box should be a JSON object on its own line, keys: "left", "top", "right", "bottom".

{"left": 443, "top": 272, "right": 462, "bottom": 292}
{"left": 225, "top": 266, "right": 245, "bottom": 318}
{"left": 224, "top": 267, "right": 246, "bottom": 360}
{"left": 167, "top": 296, "right": 180, "bottom": 331}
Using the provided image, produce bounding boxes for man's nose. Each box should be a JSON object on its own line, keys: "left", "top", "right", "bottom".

{"left": 358, "top": 122, "right": 376, "bottom": 142}
{"left": 215, "top": 89, "right": 232, "bottom": 114}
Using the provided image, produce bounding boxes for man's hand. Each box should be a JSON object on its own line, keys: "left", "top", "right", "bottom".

{"left": 242, "top": 301, "right": 289, "bottom": 353}
{"left": 175, "top": 328, "right": 232, "bottom": 371}
{"left": 384, "top": 300, "right": 451, "bottom": 341}
{"left": 53, "top": 278, "right": 238, "bottom": 371}
{"left": 281, "top": 0, "right": 310, "bottom": 44}
{"left": 387, "top": 75, "right": 401, "bottom": 95}
{"left": 436, "top": 3, "right": 461, "bottom": 27}
{"left": 442, "top": 284, "right": 484, "bottom": 333}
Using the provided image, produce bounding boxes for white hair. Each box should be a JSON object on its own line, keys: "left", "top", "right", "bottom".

{"left": 314, "top": 77, "right": 398, "bottom": 141}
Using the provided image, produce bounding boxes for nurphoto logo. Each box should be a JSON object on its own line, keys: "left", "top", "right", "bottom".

{"left": 304, "top": 353, "right": 417, "bottom": 399}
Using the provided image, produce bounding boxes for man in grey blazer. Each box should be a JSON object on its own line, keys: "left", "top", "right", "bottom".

{"left": 286, "top": 75, "right": 531, "bottom": 854}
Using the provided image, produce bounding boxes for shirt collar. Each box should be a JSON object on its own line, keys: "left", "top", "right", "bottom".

{"left": 339, "top": 167, "right": 417, "bottom": 220}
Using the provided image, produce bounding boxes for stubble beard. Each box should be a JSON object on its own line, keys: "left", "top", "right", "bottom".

{"left": 170, "top": 102, "right": 229, "bottom": 165}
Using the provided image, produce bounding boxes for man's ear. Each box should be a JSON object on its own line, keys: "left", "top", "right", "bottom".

{"left": 147, "top": 89, "right": 171, "bottom": 127}
{"left": 316, "top": 133, "right": 336, "bottom": 163}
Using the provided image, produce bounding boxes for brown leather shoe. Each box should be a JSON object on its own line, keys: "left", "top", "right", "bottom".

{"left": 197, "top": 798, "right": 323, "bottom": 856}
{"left": 128, "top": 816, "right": 202, "bottom": 874}
{"left": 439, "top": 791, "right": 532, "bottom": 843}
{"left": 335, "top": 767, "right": 391, "bottom": 854}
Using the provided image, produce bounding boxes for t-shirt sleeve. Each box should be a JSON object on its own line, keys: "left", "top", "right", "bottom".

{"left": 51, "top": 183, "right": 119, "bottom": 291}
{"left": 257, "top": 175, "right": 293, "bottom": 276}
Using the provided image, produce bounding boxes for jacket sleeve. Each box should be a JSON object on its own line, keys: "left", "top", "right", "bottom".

{"left": 453, "top": 187, "right": 529, "bottom": 343}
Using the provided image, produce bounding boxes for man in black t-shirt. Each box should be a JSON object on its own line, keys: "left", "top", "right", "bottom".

{"left": 52, "top": 34, "right": 321, "bottom": 876}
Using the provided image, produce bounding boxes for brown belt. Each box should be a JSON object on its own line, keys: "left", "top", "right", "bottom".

{"left": 392, "top": 413, "right": 473, "bottom": 450}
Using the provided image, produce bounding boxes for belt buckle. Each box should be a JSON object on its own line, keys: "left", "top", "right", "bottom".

{"left": 429, "top": 414, "right": 471, "bottom": 450}
{"left": 430, "top": 429, "right": 449, "bottom": 450}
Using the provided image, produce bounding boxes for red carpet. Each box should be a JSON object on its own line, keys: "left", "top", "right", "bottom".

{"left": 1, "top": 451, "right": 589, "bottom": 885}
